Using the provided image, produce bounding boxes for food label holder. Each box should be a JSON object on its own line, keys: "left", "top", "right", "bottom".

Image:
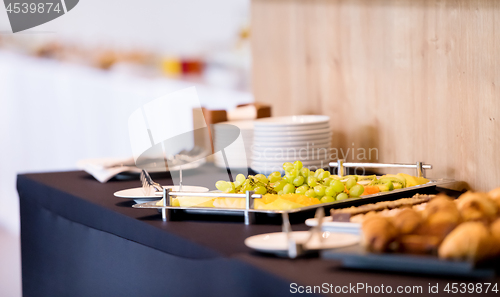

{"left": 330, "top": 159, "right": 432, "bottom": 178}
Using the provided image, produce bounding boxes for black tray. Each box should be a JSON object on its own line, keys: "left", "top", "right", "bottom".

{"left": 322, "top": 244, "right": 497, "bottom": 279}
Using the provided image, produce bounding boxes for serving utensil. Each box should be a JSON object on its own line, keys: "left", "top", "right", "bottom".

{"left": 282, "top": 207, "right": 325, "bottom": 258}
{"left": 140, "top": 169, "right": 163, "bottom": 196}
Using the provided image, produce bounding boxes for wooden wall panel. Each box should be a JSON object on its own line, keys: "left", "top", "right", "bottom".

{"left": 251, "top": 0, "right": 500, "bottom": 191}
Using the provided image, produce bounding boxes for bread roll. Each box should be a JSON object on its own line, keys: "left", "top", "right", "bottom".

{"left": 488, "top": 187, "right": 500, "bottom": 210}
{"left": 456, "top": 192, "right": 498, "bottom": 223}
{"left": 438, "top": 222, "right": 494, "bottom": 262}
{"left": 391, "top": 208, "right": 423, "bottom": 235}
{"left": 361, "top": 215, "right": 398, "bottom": 253}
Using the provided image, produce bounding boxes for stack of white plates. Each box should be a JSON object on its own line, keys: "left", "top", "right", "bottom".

{"left": 251, "top": 115, "right": 331, "bottom": 175}
{"left": 213, "top": 120, "right": 254, "bottom": 168}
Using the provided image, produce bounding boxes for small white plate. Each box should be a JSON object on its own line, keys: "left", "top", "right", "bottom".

{"left": 244, "top": 231, "right": 359, "bottom": 256}
{"left": 254, "top": 123, "right": 329, "bottom": 132}
{"left": 114, "top": 186, "right": 210, "bottom": 203}
{"left": 254, "top": 115, "right": 330, "bottom": 127}
{"left": 252, "top": 142, "right": 331, "bottom": 152}
{"left": 254, "top": 133, "right": 332, "bottom": 143}
{"left": 305, "top": 217, "right": 361, "bottom": 234}
{"left": 254, "top": 127, "right": 331, "bottom": 137}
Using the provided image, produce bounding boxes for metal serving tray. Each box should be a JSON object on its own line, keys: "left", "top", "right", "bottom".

{"left": 132, "top": 180, "right": 457, "bottom": 224}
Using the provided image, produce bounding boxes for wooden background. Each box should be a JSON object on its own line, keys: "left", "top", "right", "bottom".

{"left": 251, "top": 0, "right": 500, "bottom": 191}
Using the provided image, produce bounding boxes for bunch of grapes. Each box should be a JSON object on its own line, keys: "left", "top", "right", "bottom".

{"left": 215, "top": 160, "right": 366, "bottom": 203}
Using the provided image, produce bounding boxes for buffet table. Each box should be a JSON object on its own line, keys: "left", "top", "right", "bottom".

{"left": 18, "top": 165, "right": 500, "bottom": 296}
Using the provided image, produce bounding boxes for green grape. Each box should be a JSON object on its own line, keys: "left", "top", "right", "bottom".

{"left": 325, "top": 186, "right": 337, "bottom": 197}
{"left": 268, "top": 171, "right": 282, "bottom": 183}
{"left": 282, "top": 162, "right": 294, "bottom": 171}
{"left": 307, "top": 176, "right": 318, "bottom": 187}
{"left": 283, "top": 184, "right": 296, "bottom": 194}
{"left": 322, "top": 177, "right": 333, "bottom": 186}
{"left": 224, "top": 182, "right": 236, "bottom": 193}
{"left": 314, "top": 168, "right": 324, "bottom": 178}
{"left": 305, "top": 189, "right": 317, "bottom": 197}
{"left": 241, "top": 181, "right": 253, "bottom": 192}
{"left": 255, "top": 174, "right": 269, "bottom": 184}
{"left": 254, "top": 186, "right": 267, "bottom": 195}
{"left": 295, "top": 185, "right": 309, "bottom": 195}
{"left": 273, "top": 180, "right": 287, "bottom": 191}
{"left": 331, "top": 180, "right": 345, "bottom": 193}
{"left": 336, "top": 192, "right": 349, "bottom": 200}
{"left": 286, "top": 169, "right": 298, "bottom": 178}
{"left": 349, "top": 184, "right": 364, "bottom": 198}
{"left": 345, "top": 177, "right": 357, "bottom": 190}
{"left": 293, "top": 160, "right": 303, "bottom": 171}
{"left": 234, "top": 180, "right": 242, "bottom": 188}
{"left": 215, "top": 180, "right": 230, "bottom": 191}
{"left": 236, "top": 174, "right": 246, "bottom": 184}
{"left": 277, "top": 190, "right": 284, "bottom": 195}
{"left": 283, "top": 175, "right": 295, "bottom": 184}
{"left": 293, "top": 176, "right": 305, "bottom": 187}
{"left": 314, "top": 185, "right": 326, "bottom": 197}
{"left": 320, "top": 196, "right": 336, "bottom": 203}
{"left": 318, "top": 171, "right": 331, "bottom": 180}
{"left": 300, "top": 168, "right": 310, "bottom": 178}
{"left": 345, "top": 175, "right": 359, "bottom": 182}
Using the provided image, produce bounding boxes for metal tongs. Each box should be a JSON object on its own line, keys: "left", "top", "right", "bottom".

{"left": 282, "top": 207, "right": 325, "bottom": 258}
{"left": 140, "top": 169, "right": 163, "bottom": 196}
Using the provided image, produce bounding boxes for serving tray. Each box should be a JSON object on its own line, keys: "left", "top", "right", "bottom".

{"left": 132, "top": 178, "right": 457, "bottom": 224}
{"left": 322, "top": 244, "right": 497, "bottom": 278}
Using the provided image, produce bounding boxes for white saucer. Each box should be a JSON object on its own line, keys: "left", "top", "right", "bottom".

{"left": 305, "top": 217, "right": 361, "bottom": 234}
{"left": 254, "top": 115, "right": 330, "bottom": 127}
{"left": 244, "top": 231, "right": 359, "bottom": 256}
{"left": 114, "top": 185, "right": 209, "bottom": 203}
{"left": 254, "top": 127, "right": 331, "bottom": 137}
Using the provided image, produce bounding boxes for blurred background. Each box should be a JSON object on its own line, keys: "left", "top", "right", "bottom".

{"left": 1, "top": 1, "right": 251, "bottom": 296}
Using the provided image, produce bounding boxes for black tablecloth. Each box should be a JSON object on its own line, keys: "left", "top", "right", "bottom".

{"left": 17, "top": 165, "right": 500, "bottom": 296}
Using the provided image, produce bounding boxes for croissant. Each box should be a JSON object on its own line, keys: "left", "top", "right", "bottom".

{"left": 438, "top": 222, "right": 494, "bottom": 262}
{"left": 489, "top": 218, "right": 500, "bottom": 256}
{"left": 488, "top": 187, "right": 500, "bottom": 210}
{"left": 361, "top": 215, "right": 398, "bottom": 253}
{"left": 391, "top": 208, "right": 423, "bottom": 235}
{"left": 422, "top": 195, "right": 460, "bottom": 220}
{"left": 456, "top": 192, "right": 498, "bottom": 223}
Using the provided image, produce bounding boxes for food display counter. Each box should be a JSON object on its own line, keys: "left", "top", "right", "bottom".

{"left": 17, "top": 164, "right": 500, "bottom": 296}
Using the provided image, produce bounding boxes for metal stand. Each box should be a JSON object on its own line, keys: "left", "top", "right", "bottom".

{"left": 331, "top": 159, "right": 432, "bottom": 178}
{"left": 161, "top": 190, "right": 262, "bottom": 224}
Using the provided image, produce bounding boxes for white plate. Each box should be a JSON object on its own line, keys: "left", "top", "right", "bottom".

{"left": 254, "top": 127, "right": 331, "bottom": 137}
{"left": 252, "top": 140, "right": 330, "bottom": 148}
{"left": 254, "top": 133, "right": 331, "bottom": 143}
{"left": 114, "top": 185, "right": 209, "bottom": 200}
{"left": 251, "top": 158, "right": 330, "bottom": 166}
{"left": 254, "top": 115, "right": 330, "bottom": 127}
{"left": 252, "top": 143, "right": 331, "bottom": 153}
{"left": 305, "top": 217, "right": 361, "bottom": 234}
{"left": 254, "top": 123, "right": 329, "bottom": 132}
{"left": 244, "top": 231, "right": 359, "bottom": 255}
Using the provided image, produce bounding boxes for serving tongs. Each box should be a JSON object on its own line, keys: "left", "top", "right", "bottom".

{"left": 140, "top": 169, "right": 163, "bottom": 196}
{"left": 282, "top": 207, "right": 325, "bottom": 258}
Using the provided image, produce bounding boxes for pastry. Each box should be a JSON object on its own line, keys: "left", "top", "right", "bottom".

{"left": 391, "top": 208, "right": 423, "bottom": 235}
{"left": 456, "top": 192, "right": 498, "bottom": 223}
{"left": 488, "top": 187, "right": 500, "bottom": 210}
{"left": 398, "top": 234, "right": 441, "bottom": 254}
{"left": 438, "top": 222, "right": 494, "bottom": 262}
{"left": 361, "top": 215, "right": 398, "bottom": 253}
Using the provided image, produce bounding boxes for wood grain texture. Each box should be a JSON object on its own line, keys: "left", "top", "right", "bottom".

{"left": 251, "top": 0, "right": 500, "bottom": 190}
